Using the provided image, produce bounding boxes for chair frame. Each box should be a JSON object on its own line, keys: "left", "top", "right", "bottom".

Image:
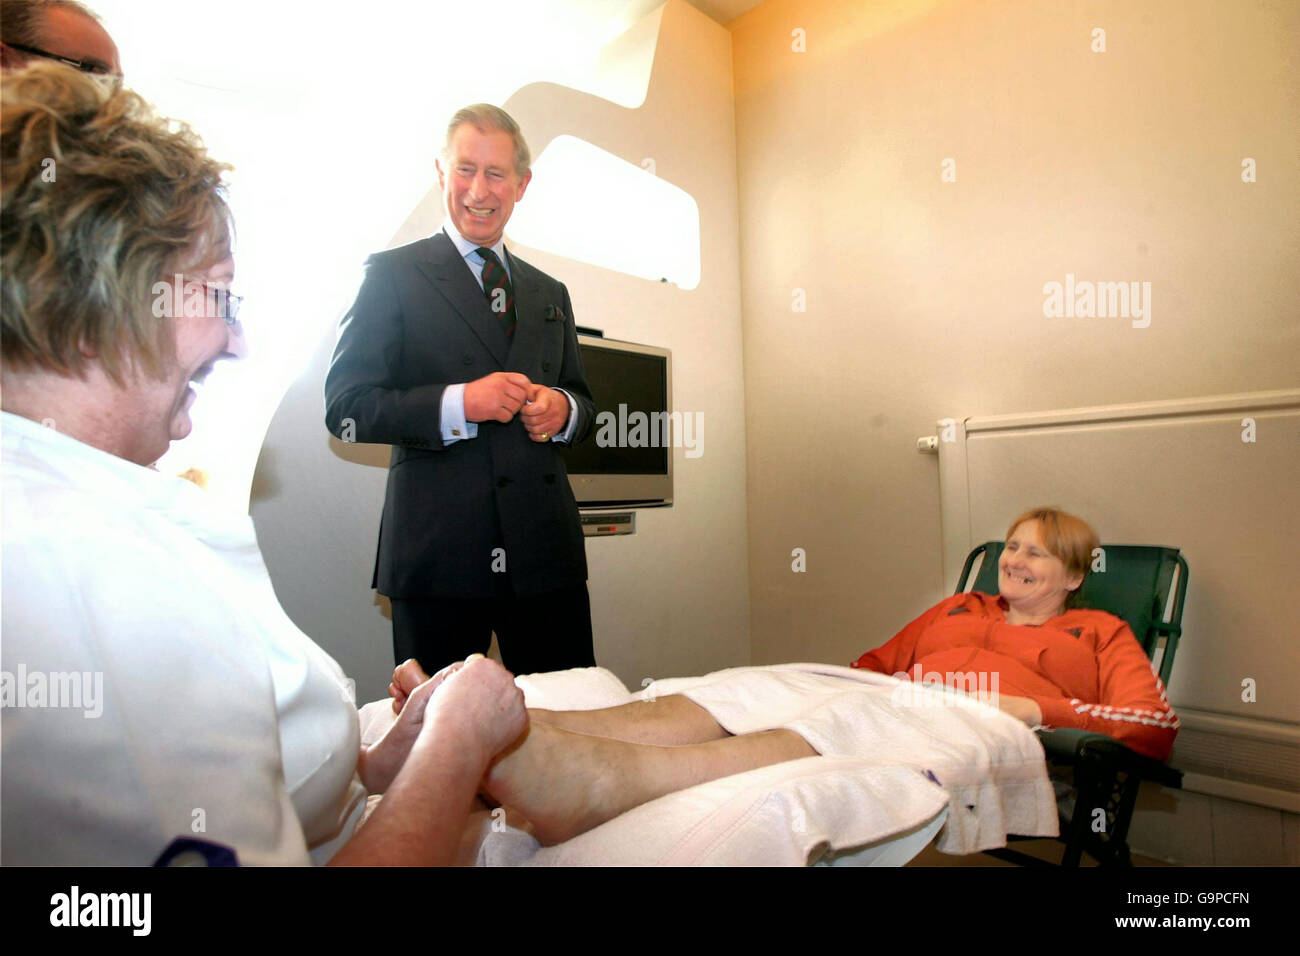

{"left": 953, "top": 542, "right": 1188, "bottom": 867}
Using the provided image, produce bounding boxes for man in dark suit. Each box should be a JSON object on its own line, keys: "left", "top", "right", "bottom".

{"left": 325, "top": 104, "right": 596, "bottom": 676}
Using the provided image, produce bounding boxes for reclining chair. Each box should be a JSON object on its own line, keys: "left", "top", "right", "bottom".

{"left": 954, "top": 542, "right": 1188, "bottom": 867}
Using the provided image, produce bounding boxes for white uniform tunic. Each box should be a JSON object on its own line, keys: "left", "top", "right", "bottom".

{"left": 1, "top": 412, "right": 366, "bottom": 865}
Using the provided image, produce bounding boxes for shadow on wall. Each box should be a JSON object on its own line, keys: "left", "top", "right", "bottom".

{"left": 328, "top": 436, "right": 391, "bottom": 469}
{"left": 249, "top": 370, "right": 392, "bottom": 622}
{"left": 248, "top": 316, "right": 403, "bottom": 698}
{"left": 249, "top": 427, "right": 390, "bottom": 508}
{"left": 248, "top": 446, "right": 281, "bottom": 503}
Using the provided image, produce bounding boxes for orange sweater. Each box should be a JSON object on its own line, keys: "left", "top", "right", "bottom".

{"left": 851, "top": 592, "right": 1178, "bottom": 760}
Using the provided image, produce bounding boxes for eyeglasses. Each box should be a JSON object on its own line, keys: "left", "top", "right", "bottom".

{"left": 160, "top": 276, "right": 244, "bottom": 327}
{"left": 2, "top": 41, "right": 117, "bottom": 76}
{"left": 201, "top": 285, "right": 244, "bottom": 327}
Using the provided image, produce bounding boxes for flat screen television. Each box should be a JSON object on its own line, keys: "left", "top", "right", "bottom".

{"left": 562, "top": 334, "right": 672, "bottom": 508}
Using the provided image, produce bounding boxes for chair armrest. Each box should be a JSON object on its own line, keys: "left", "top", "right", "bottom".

{"left": 1037, "top": 727, "right": 1112, "bottom": 759}
{"left": 1036, "top": 728, "right": 1183, "bottom": 789}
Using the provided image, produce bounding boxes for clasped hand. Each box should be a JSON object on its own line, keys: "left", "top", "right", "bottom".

{"left": 463, "top": 371, "right": 568, "bottom": 441}
{"left": 360, "top": 655, "right": 527, "bottom": 794}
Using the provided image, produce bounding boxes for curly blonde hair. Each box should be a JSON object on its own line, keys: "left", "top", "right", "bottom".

{"left": 1, "top": 62, "right": 231, "bottom": 384}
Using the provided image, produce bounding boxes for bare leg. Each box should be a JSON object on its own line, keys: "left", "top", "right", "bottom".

{"left": 483, "top": 721, "right": 817, "bottom": 845}
{"left": 530, "top": 694, "right": 731, "bottom": 745}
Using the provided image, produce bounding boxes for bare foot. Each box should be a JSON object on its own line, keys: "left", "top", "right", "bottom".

{"left": 482, "top": 720, "right": 817, "bottom": 845}
{"left": 482, "top": 722, "right": 628, "bottom": 845}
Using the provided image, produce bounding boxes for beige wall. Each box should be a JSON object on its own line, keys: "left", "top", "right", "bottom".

{"left": 251, "top": 0, "right": 751, "bottom": 698}
{"left": 730, "top": 0, "right": 1300, "bottom": 668}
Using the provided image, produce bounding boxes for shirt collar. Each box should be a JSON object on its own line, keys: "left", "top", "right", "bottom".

{"left": 441, "top": 218, "right": 507, "bottom": 267}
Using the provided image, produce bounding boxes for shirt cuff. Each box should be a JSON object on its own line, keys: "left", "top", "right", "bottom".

{"left": 553, "top": 389, "right": 578, "bottom": 443}
{"left": 440, "top": 384, "right": 478, "bottom": 444}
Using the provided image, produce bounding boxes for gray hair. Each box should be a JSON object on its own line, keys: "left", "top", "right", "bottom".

{"left": 441, "top": 104, "right": 531, "bottom": 177}
{"left": 1, "top": 0, "right": 104, "bottom": 48}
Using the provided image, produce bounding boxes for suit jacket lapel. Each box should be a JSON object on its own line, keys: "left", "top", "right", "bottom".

{"left": 415, "top": 232, "right": 509, "bottom": 367}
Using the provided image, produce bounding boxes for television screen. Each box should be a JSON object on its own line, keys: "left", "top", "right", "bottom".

{"left": 563, "top": 346, "right": 668, "bottom": 476}
{"left": 561, "top": 336, "right": 673, "bottom": 508}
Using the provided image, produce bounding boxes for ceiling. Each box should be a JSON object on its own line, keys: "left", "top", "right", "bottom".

{"left": 685, "top": 0, "right": 766, "bottom": 25}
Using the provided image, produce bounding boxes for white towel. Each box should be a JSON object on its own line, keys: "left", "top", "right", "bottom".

{"left": 650, "top": 663, "right": 1058, "bottom": 853}
{"left": 473, "top": 757, "right": 950, "bottom": 866}
{"left": 514, "top": 666, "right": 632, "bottom": 711}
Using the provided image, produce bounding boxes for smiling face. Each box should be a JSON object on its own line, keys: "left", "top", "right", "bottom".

{"left": 131, "top": 254, "right": 244, "bottom": 464}
{"left": 998, "top": 519, "right": 1084, "bottom": 620}
{"left": 436, "top": 123, "right": 530, "bottom": 248}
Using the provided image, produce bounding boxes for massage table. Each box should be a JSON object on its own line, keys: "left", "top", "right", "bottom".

{"left": 358, "top": 663, "right": 1059, "bottom": 866}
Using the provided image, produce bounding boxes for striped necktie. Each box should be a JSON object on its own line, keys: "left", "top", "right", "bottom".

{"left": 477, "top": 247, "right": 517, "bottom": 339}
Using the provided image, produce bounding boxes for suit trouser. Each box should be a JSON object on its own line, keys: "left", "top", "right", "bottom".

{"left": 390, "top": 582, "right": 596, "bottom": 676}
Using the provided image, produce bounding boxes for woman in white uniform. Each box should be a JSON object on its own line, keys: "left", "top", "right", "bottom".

{"left": 0, "top": 63, "right": 526, "bottom": 866}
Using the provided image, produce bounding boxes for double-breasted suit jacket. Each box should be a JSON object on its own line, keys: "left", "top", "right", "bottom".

{"left": 324, "top": 231, "right": 595, "bottom": 600}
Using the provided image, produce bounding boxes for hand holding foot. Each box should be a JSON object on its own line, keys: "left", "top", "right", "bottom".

{"left": 367, "top": 655, "right": 525, "bottom": 794}
{"left": 422, "top": 655, "right": 529, "bottom": 767}
{"left": 362, "top": 664, "right": 456, "bottom": 793}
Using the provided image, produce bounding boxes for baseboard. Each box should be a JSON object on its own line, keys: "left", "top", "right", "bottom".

{"left": 1170, "top": 708, "right": 1300, "bottom": 812}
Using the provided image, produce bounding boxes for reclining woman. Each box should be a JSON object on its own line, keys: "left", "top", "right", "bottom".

{"left": 392, "top": 507, "right": 1179, "bottom": 846}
